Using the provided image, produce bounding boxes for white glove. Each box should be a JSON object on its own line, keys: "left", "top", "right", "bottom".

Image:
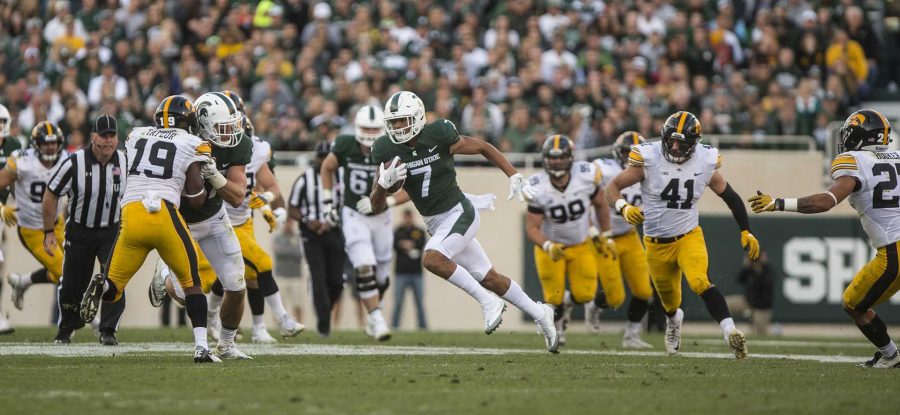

{"left": 377, "top": 156, "right": 408, "bottom": 190}
{"left": 200, "top": 156, "right": 227, "bottom": 189}
{"left": 322, "top": 200, "right": 340, "bottom": 226}
{"left": 356, "top": 196, "right": 373, "bottom": 214}
{"left": 507, "top": 173, "right": 537, "bottom": 202}
{"left": 272, "top": 207, "right": 287, "bottom": 227}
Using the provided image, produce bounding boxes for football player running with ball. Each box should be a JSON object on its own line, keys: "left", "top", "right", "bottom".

{"left": 606, "top": 111, "right": 760, "bottom": 359}
{"left": 750, "top": 109, "right": 900, "bottom": 368}
{"left": 525, "top": 135, "right": 613, "bottom": 346}
{"left": 590, "top": 132, "right": 654, "bottom": 349}
{"left": 370, "top": 91, "right": 559, "bottom": 353}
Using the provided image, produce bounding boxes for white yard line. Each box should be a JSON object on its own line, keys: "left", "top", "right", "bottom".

{"left": 692, "top": 339, "right": 872, "bottom": 348}
{"left": 0, "top": 342, "right": 869, "bottom": 364}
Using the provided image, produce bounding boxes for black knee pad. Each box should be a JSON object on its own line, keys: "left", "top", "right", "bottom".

{"left": 377, "top": 278, "right": 390, "bottom": 299}
{"left": 247, "top": 287, "right": 265, "bottom": 315}
{"left": 257, "top": 271, "right": 279, "bottom": 297}
{"left": 211, "top": 279, "right": 224, "bottom": 296}
{"left": 355, "top": 266, "right": 377, "bottom": 292}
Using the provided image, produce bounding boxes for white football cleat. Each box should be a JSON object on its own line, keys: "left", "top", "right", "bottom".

{"left": 194, "top": 346, "right": 222, "bottom": 363}
{"left": 664, "top": 308, "right": 683, "bottom": 356}
{"left": 251, "top": 325, "right": 277, "bottom": 344}
{"left": 207, "top": 311, "right": 222, "bottom": 342}
{"left": 215, "top": 342, "right": 253, "bottom": 360}
{"left": 0, "top": 313, "right": 13, "bottom": 334}
{"left": 873, "top": 351, "right": 900, "bottom": 368}
{"left": 622, "top": 332, "right": 653, "bottom": 349}
{"left": 727, "top": 329, "right": 748, "bottom": 359}
{"left": 366, "top": 311, "right": 391, "bottom": 341}
{"left": 148, "top": 259, "right": 167, "bottom": 308}
{"left": 482, "top": 296, "right": 506, "bottom": 334}
{"left": 584, "top": 301, "right": 602, "bottom": 332}
{"left": 535, "top": 303, "right": 560, "bottom": 354}
{"left": 278, "top": 314, "right": 304, "bottom": 337}
{"left": 7, "top": 273, "right": 28, "bottom": 311}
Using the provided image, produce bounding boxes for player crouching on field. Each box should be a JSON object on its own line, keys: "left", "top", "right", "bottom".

{"left": 750, "top": 109, "right": 900, "bottom": 369}
{"left": 526, "top": 135, "right": 614, "bottom": 346}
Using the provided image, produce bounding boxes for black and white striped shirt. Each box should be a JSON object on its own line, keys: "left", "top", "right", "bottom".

{"left": 289, "top": 166, "right": 342, "bottom": 223}
{"left": 47, "top": 145, "right": 126, "bottom": 229}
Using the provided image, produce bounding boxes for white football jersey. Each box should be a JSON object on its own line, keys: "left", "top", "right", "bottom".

{"left": 832, "top": 151, "right": 900, "bottom": 248}
{"left": 120, "top": 127, "right": 208, "bottom": 209}
{"left": 595, "top": 158, "right": 642, "bottom": 236}
{"left": 629, "top": 141, "right": 721, "bottom": 238}
{"left": 527, "top": 161, "right": 601, "bottom": 246}
{"left": 7, "top": 148, "right": 67, "bottom": 229}
{"left": 226, "top": 136, "right": 272, "bottom": 225}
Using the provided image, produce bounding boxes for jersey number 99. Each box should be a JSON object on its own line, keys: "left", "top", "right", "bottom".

{"left": 548, "top": 200, "right": 585, "bottom": 223}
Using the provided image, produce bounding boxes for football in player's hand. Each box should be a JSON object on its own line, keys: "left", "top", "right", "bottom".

{"left": 386, "top": 178, "right": 404, "bottom": 194}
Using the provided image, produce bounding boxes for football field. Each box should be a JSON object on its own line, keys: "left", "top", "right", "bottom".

{"left": 1, "top": 327, "right": 895, "bottom": 414}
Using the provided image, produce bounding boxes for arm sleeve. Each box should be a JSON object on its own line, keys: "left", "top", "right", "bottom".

{"left": 717, "top": 182, "right": 750, "bottom": 231}
{"left": 47, "top": 155, "right": 74, "bottom": 196}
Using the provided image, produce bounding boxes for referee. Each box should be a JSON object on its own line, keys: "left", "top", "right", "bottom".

{"left": 42, "top": 114, "right": 126, "bottom": 345}
{"left": 288, "top": 140, "right": 345, "bottom": 336}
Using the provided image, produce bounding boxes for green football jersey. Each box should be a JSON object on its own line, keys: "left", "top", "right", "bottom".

{"left": 0, "top": 136, "right": 21, "bottom": 203}
{"left": 371, "top": 119, "right": 465, "bottom": 216}
{"left": 180, "top": 132, "right": 252, "bottom": 223}
{"left": 332, "top": 134, "right": 377, "bottom": 214}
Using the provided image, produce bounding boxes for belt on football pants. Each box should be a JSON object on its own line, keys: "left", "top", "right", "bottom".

{"left": 646, "top": 232, "right": 688, "bottom": 244}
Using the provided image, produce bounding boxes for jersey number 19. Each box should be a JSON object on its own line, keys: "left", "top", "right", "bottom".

{"left": 129, "top": 138, "right": 176, "bottom": 179}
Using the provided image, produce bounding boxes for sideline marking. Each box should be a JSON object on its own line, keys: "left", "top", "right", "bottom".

{"left": 0, "top": 342, "right": 869, "bottom": 364}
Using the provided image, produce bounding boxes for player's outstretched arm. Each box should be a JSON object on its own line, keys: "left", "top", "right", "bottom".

{"left": 450, "top": 135, "right": 517, "bottom": 176}
{"left": 254, "top": 162, "right": 284, "bottom": 208}
{"left": 710, "top": 171, "right": 760, "bottom": 260}
{"left": 749, "top": 176, "right": 857, "bottom": 214}
{"left": 218, "top": 165, "right": 248, "bottom": 207}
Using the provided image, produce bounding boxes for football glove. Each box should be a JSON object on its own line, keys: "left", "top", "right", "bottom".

{"left": 748, "top": 191, "right": 779, "bottom": 213}
{"left": 261, "top": 206, "right": 287, "bottom": 232}
{"left": 248, "top": 191, "right": 274, "bottom": 209}
{"left": 508, "top": 173, "right": 537, "bottom": 202}
{"left": 200, "top": 155, "right": 227, "bottom": 189}
{"left": 377, "top": 156, "right": 407, "bottom": 190}
{"left": 615, "top": 199, "right": 644, "bottom": 225}
{"left": 590, "top": 229, "right": 618, "bottom": 260}
{"left": 542, "top": 240, "right": 566, "bottom": 261}
{"left": 356, "top": 196, "right": 373, "bottom": 214}
{"left": 741, "top": 230, "right": 761, "bottom": 261}
{"left": 0, "top": 204, "right": 17, "bottom": 227}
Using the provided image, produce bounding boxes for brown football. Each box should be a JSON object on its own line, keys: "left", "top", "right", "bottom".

{"left": 386, "top": 179, "right": 404, "bottom": 194}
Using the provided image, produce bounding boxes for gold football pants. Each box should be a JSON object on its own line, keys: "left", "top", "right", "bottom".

{"left": 233, "top": 218, "right": 273, "bottom": 280}
{"left": 534, "top": 239, "right": 598, "bottom": 305}
{"left": 17, "top": 216, "right": 65, "bottom": 284}
{"left": 595, "top": 229, "right": 653, "bottom": 309}
{"left": 106, "top": 201, "right": 203, "bottom": 301}
{"left": 844, "top": 241, "right": 900, "bottom": 312}
{"left": 644, "top": 227, "right": 712, "bottom": 314}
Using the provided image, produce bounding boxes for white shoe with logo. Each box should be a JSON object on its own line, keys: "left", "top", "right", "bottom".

{"left": 665, "top": 309, "right": 684, "bottom": 356}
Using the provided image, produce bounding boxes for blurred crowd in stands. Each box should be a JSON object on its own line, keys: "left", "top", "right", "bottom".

{"left": 1, "top": 0, "right": 898, "bottom": 153}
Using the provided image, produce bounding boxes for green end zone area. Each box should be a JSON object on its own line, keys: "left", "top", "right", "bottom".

{"left": 1, "top": 328, "right": 896, "bottom": 414}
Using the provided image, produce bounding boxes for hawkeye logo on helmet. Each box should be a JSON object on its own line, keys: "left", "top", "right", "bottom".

{"left": 851, "top": 113, "right": 866, "bottom": 126}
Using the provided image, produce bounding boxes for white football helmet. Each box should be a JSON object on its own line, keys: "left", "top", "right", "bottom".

{"left": 0, "top": 104, "right": 10, "bottom": 137}
{"left": 354, "top": 104, "right": 385, "bottom": 147}
{"left": 194, "top": 92, "right": 243, "bottom": 147}
{"left": 383, "top": 91, "right": 425, "bottom": 144}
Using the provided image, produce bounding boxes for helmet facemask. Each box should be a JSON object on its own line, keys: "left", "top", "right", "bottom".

{"left": 662, "top": 132, "right": 699, "bottom": 164}
{"left": 383, "top": 92, "right": 425, "bottom": 144}
{"left": 355, "top": 105, "right": 385, "bottom": 147}
{"left": 544, "top": 153, "right": 572, "bottom": 178}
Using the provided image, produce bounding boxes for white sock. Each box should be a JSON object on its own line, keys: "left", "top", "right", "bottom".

{"left": 208, "top": 293, "right": 224, "bottom": 315}
{"left": 265, "top": 293, "right": 288, "bottom": 320}
{"left": 21, "top": 274, "right": 34, "bottom": 289}
{"left": 625, "top": 321, "right": 641, "bottom": 336}
{"left": 252, "top": 314, "right": 265, "bottom": 327}
{"left": 667, "top": 308, "right": 684, "bottom": 324}
{"left": 500, "top": 280, "right": 544, "bottom": 321}
{"left": 221, "top": 327, "right": 237, "bottom": 344}
{"left": 720, "top": 317, "right": 736, "bottom": 340}
{"left": 878, "top": 340, "right": 898, "bottom": 357}
{"left": 368, "top": 308, "right": 384, "bottom": 320}
{"left": 447, "top": 266, "right": 496, "bottom": 306}
{"left": 193, "top": 327, "right": 209, "bottom": 349}
{"left": 101, "top": 279, "right": 110, "bottom": 294}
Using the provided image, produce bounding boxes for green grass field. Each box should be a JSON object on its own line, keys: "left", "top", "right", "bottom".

{"left": 1, "top": 327, "right": 896, "bottom": 414}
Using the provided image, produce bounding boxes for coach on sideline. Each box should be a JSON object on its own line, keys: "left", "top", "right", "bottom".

{"left": 42, "top": 114, "right": 127, "bottom": 345}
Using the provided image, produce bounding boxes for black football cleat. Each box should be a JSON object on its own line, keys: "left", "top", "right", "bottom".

{"left": 194, "top": 346, "right": 222, "bottom": 363}
{"left": 99, "top": 331, "right": 118, "bottom": 346}
{"left": 80, "top": 274, "right": 106, "bottom": 323}
{"left": 859, "top": 351, "right": 882, "bottom": 368}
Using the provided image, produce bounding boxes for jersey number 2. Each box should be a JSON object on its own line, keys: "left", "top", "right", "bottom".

{"left": 872, "top": 163, "right": 900, "bottom": 209}
{"left": 128, "top": 138, "right": 176, "bottom": 179}
{"left": 660, "top": 179, "right": 694, "bottom": 209}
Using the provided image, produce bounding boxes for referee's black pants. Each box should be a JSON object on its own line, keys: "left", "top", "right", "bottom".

{"left": 57, "top": 223, "right": 126, "bottom": 335}
{"left": 302, "top": 226, "right": 345, "bottom": 335}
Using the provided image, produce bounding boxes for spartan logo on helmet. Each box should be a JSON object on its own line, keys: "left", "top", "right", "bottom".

{"left": 194, "top": 92, "right": 243, "bottom": 148}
